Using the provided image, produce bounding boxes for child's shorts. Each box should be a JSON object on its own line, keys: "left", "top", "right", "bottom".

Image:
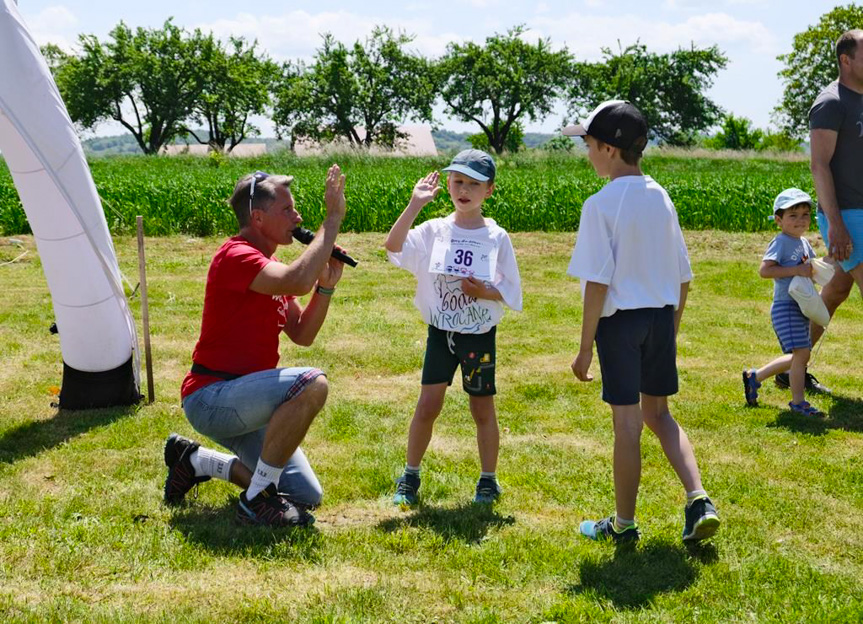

{"left": 421, "top": 325, "right": 496, "bottom": 396}
{"left": 594, "top": 305, "right": 678, "bottom": 405}
{"left": 770, "top": 299, "right": 811, "bottom": 354}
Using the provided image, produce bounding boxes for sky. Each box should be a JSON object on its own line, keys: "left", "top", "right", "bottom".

{"left": 17, "top": 0, "right": 839, "bottom": 137}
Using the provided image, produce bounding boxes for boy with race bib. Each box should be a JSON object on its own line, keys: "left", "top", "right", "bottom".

{"left": 385, "top": 149, "right": 523, "bottom": 506}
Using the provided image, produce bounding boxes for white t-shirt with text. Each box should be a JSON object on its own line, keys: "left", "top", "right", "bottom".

{"left": 567, "top": 175, "right": 692, "bottom": 318}
{"left": 388, "top": 214, "right": 522, "bottom": 334}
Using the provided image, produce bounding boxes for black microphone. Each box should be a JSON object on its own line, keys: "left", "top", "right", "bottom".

{"left": 292, "top": 227, "right": 358, "bottom": 267}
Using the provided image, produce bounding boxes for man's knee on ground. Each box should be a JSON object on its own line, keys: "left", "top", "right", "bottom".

{"left": 302, "top": 482, "right": 324, "bottom": 508}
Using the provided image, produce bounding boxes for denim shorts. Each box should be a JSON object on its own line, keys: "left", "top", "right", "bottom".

{"left": 771, "top": 300, "right": 810, "bottom": 354}
{"left": 594, "top": 306, "right": 678, "bottom": 405}
{"left": 182, "top": 366, "right": 325, "bottom": 506}
{"left": 817, "top": 209, "right": 863, "bottom": 272}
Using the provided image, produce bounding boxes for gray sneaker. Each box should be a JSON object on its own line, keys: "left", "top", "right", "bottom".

{"left": 682, "top": 496, "right": 720, "bottom": 542}
{"left": 393, "top": 472, "right": 420, "bottom": 506}
{"left": 580, "top": 516, "right": 640, "bottom": 543}
{"left": 473, "top": 476, "right": 502, "bottom": 504}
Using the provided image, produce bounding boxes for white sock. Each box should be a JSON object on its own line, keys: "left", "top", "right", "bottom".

{"left": 405, "top": 465, "right": 421, "bottom": 476}
{"left": 189, "top": 448, "right": 236, "bottom": 482}
{"left": 480, "top": 471, "right": 497, "bottom": 481}
{"left": 246, "top": 458, "right": 284, "bottom": 500}
{"left": 686, "top": 489, "right": 708, "bottom": 504}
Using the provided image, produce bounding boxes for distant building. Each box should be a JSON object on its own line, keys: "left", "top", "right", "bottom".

{"left": 293, "top": 124, "right": 437, "bottom": 157}
{"left": 160, "top": 143, "right": 267, "bottom": 157}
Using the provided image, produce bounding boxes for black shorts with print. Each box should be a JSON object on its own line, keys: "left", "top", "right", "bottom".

{"left": 421, "top": 325, "right": 496, "bottom": 396}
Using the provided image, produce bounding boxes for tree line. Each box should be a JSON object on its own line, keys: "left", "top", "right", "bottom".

{"left": 43, "top": 5, "right": 861, "bottom": 156}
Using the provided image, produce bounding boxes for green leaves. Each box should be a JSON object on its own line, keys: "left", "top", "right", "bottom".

{"left": 569, "top": 42, "right": 727, "bottom": 146}
{"left": 439, "top": 26, "right": 573, "bottom": 155}
{"left": 51, "top": 20, "right": 260, "bottom": 156}
{"left": 273, "top": 27, "right": 435, "bottom": 149}
{"left": 775, "top": 4, "right": 863, "bottom": 139}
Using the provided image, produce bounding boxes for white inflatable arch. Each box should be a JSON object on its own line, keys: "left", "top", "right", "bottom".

{"left": 0, "top": 0, "right": 140, "bottom": 409}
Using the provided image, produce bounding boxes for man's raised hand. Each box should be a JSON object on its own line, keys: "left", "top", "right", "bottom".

{"left": 325, "top": 164, "right": 347, "bottom": 222}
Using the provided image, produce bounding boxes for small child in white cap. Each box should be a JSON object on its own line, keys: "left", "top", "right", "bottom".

{"left": 742, "top": 188, "right": 824, "bottom": 417}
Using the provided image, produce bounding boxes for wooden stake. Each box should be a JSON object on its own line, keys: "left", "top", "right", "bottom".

{"left": 136, "top": 216, "right": 155, "bottom": 404}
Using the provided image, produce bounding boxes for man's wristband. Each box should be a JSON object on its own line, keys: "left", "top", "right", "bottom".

{"left": 316, "top": 285, "right": 335, "bottom": 296}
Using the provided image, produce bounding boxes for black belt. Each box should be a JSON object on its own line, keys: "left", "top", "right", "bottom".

{"left": 191, "top": 362, "right": 242, "bottom": 380}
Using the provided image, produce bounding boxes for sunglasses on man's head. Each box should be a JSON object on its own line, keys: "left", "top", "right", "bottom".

{"left": 249, "top": 170, "right": 270, "bottom": 219}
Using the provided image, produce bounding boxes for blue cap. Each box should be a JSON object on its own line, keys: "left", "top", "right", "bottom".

{"left": 773, "top": 188, "right": 813, "bottom": 214}
{"left": 442, "top": 149, "right": 496, "bottom": 182}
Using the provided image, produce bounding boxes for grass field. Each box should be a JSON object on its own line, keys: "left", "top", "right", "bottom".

{"left": 0, "top": 152, "right": 815, "bottom": 236}
{"left": 0, "top": 230, "right": 861, "bottom": 623}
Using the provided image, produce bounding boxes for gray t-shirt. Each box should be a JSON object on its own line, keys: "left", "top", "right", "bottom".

{"left": 809, "top": 80, "right": 863, "bottom": 211}
{"left": 763, "top": 233, "right": 816, "bottom": 302}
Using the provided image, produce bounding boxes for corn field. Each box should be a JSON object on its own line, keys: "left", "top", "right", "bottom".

{"left": 0, "top": 152, "right": 814, "bottom": 236}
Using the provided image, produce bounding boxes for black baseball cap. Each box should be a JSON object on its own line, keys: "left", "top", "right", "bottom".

{"left": 562, "top": 100, "right": 648, "bottom": 152}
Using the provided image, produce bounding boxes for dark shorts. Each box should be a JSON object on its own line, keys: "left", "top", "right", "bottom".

{"left": 422, "top": 325, "right": 496, "bottom": 396}
{"left": 595, "top": 305, "right": 678, "bottom": 405}
{"left": 770, "top": 299, "right": 810, "bottom": 354}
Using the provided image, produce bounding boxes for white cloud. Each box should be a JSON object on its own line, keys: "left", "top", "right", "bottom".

{"left": 532, "top": 11, "right": 777, "bottom": 58}
{"left": 21, "top": 6, "right": 79, "bottom": 50}
{"left": 195, "top": 10, "right": 464, "bottom": 61}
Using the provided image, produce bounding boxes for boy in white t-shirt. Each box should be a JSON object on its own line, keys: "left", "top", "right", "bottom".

{"left": 565, "top": 101, "right": 719, "bottom": 544}
{"left": 385, "top": 149, "right": 523, "bottom": 506}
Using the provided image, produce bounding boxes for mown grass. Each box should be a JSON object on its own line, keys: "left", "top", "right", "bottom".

{"left": 0, "top": 230, "right": 861, "bottom": 623}
{"left": 0, "top": 152, "right": 813, "bottom": 236}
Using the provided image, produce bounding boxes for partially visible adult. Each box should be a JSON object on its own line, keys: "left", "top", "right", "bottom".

{"left": 780, "top": 29, "right": 863, "bottom": 393}
{"left": 163, "top": 165, "right": 347, "bottom": 527}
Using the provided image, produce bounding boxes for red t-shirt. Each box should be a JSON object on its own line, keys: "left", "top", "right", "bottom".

{"left": 181, "top": 236, "right": 294, "bottom": 398}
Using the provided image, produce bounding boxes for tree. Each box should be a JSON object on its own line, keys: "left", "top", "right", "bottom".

{"left": 775, "top": 4, "right": 863, "bottom": 139}
{"left": 468, "top": 122, "right": 524, "bottom": 153}
{"left": 703, "top": 114, "right": 764, "bottom": 150}
{"left": 568, "top": 42, "right": 727, "bottom": 146}
{"left": 40, "top": 43, "right": 69, "bottom": 75}
{"left": 273, "top": 27, "right": 435, "bottom": 149}
{"left": 437, "top": 26, "right": 572, "bottom": 155}
{"left": 53, "top": 20, "right": 211, "bottom": 155}
{"left": 183, "top": 36, "right": 279, "bottom": 153}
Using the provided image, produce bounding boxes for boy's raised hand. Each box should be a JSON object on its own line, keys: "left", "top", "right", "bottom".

{"left": 412, "top": 171, "right": 441, "bottom": 206}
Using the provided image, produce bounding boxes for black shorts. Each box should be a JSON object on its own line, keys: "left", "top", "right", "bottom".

{"left": 595, "top": 305, "right": 678, "bottom": 405}
{"left": 421, "top": 325, "right": 496, "bottom": 396}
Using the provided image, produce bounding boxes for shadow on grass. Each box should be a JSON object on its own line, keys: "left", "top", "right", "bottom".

{"left": 768, "top": 394, "right": 863, "bottom": 436}
{"left": 376, "top": 502, "right": 516, "bottom": 544}
{"left": 0, "top": 405, "right": 138, "bottom": 464}
{"left": 168, "top": 499, "right": 324, "bottom": 561}
{"left": 567, "top": 539, "right": 717, "bottom": 609}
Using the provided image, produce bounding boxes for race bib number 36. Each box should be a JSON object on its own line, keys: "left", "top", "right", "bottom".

{"left": 429, "top": 235, "right": 497, "bottom": 281}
